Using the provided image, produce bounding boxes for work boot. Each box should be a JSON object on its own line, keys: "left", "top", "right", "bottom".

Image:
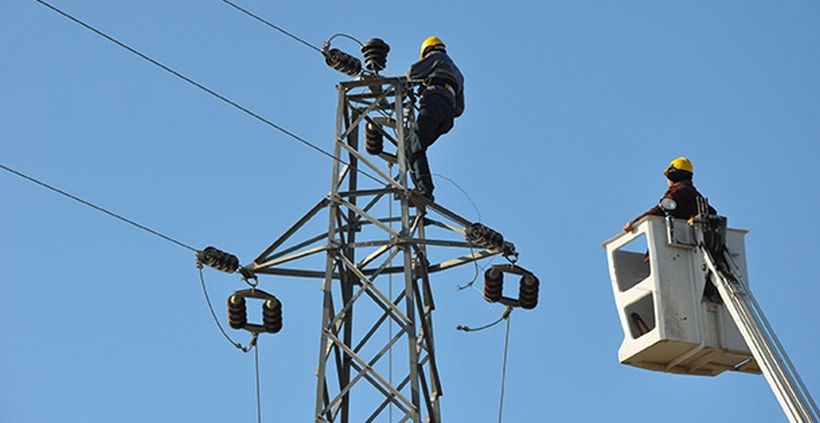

{"left": 411, "top": 187, "right": 435, "bottom": 203}
{"left": 410, "top": 153, "right": 435, "bottom": 201}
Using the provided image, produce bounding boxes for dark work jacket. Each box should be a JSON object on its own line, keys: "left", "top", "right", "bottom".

{"left": 632, "top": 180, "right": 716, "bottom": 224}
{"left": 406, "top": 51, "right": 465, "bottom": 117}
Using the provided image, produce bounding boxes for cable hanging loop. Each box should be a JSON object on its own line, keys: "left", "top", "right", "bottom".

{"left": 197, "top": 266, "right": 255, "bottom": 352}
{"left": 456, "top": 305, "right": 513, "bottom": 333}
{"left": 326, "top": 32, "right": 364, "bottom": 47}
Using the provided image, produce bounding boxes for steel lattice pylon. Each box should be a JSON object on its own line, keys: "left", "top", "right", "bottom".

{"left": 245, "top": 76, "right": 518, "bottom": 422}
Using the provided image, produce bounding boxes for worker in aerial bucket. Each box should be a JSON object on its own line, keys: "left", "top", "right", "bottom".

{"left": 625, "top": 157, "right": 723, "bottom": 303}
{"left": 406, "top": 36, "right": 465, "bottom": 202}
{"left": 623, "top": 157, "right": 716, "bottom": 232}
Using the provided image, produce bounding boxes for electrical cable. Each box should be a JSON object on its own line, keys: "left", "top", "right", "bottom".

{"left": 455, "top": 306, "right": 513, "bottom": 421}
{"left": 456, "top": 246, "right": 481, "bottom": 291}
{"left": 327, "top": 33, "right": 364, "bottom": 47}
{"left": 0, "top": 162, "right": 262, "bottom": 350}
{"left": 220, "top": 0, "right": 323, "bottom": 54}
{"left": 456, "top": 306, "right": 511, "bottom": 333}
{"left": 200, "top": 261, "right": 264, "bottom": 421}
{"left": 497, "top": 314, "right": 512, "bottom": 423}
{"left": 254, "top": 338, "right": 263, "bottom": 423}
{"left": 197, "top": 266, "right": 256, "bottom": 353}
{"left": 33, "top": 0, "right": 329, "bottom": 160}
{"left": 1, "top": 162, "right": 198, "bottom": 252}
{"left": 32, "top": 0, "right": 385, "bottom": 187}
{"left": 433, "top": 173, "right": 482, "bottom": 223}
{"left": 434, "top": 173, "right": 484, "bottom": 291}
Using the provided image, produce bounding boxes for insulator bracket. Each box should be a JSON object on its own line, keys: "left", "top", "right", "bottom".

{"left": 227, "top": 288, "right": 283, "bottom": 334}
{"left": 481, "top": 264, "right": 540, "bottom": 310}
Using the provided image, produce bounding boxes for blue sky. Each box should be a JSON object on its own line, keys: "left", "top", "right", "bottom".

{"left": 2, "top": 1, "right": 819, "bottom": 422}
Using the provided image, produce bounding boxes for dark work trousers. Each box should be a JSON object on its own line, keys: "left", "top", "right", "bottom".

{"left": 410, "top": 93, "right": 455, "bottom": 196}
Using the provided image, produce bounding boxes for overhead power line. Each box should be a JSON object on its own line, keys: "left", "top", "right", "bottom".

{"left": 33, "top": 0, "right": 334, "bottom": 161}
{"left": 0, "top": 162, "right": 198, "bottom": 252}
{"left": 32, "top": 0, "right": 385, "bottom": 186}
{"left": 17, "top": 1, "right": 392, "bottom": 252}
{"left": 220, "top": 0, "right": 323, "bottom": 54}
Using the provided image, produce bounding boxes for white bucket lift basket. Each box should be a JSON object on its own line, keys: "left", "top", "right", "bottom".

{"left": 603, "top": 216, "right": 760, "bottom": 376}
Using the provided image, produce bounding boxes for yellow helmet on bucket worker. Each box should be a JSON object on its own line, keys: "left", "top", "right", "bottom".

{"left": 420, "top": 36, "right": 445, "bottom": 59}
{"left": 664, "top": 157, "right": 694, "bottom": 176}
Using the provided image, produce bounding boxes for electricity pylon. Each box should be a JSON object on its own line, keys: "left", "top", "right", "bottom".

{"left": 243, "top": 75, "right": 519, "bottom": 422}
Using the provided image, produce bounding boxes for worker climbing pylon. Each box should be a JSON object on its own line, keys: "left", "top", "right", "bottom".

{"left": 406, "top": 36, "right": 465, "bottom": 202}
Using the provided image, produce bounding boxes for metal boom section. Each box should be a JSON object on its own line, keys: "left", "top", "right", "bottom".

{"left": 693, "top": 217, "right": 819, "bottom": 423}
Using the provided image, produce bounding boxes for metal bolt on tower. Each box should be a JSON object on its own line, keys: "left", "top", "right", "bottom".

{"left": 240, "top": 74, "right": 525, "bottom": 422}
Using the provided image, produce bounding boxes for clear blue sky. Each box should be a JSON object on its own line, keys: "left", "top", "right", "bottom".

{"left": 2, "top": 1, "right": 819, "bottom": 422}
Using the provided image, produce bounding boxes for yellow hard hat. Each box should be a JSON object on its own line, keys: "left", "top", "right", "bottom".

{"left": 420, "top": 36, "right": 445, "bottom": 59}
{"left": 664, "top": 157, "right": 694, "bottom": 176}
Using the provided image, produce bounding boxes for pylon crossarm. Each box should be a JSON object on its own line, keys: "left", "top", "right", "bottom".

{"left": 251, "top": 268, "right": 327, "bottom": 278}
{"left": 252, "top": 244, "right": 329, "bottom": 269}
{"left": 349, "top": 236, "right": 473, "bottom": 251}
{"left": 408, "top": 238, "right": 476, "bottom": 249}
{"left": 252, "top": 198, "right": 329, "bottom": 263}
{"left": 419, "top": 217, "right": 468, "bottom": 236}
{"left": 254, "top": 220, "right": 371, "bottom": 270}
{"left": 264, "top": 230, "right": 329, "bottom": 261}
{"left": 424, "top": 202, "right": 473, "bottom": 228}
{"left": 427, "top": 248, "right": 501, "bottom": 273}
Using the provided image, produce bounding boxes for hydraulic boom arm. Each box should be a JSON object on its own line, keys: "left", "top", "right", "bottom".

{"left": 694, "top": 216, "right": 819, "bottom": 423}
